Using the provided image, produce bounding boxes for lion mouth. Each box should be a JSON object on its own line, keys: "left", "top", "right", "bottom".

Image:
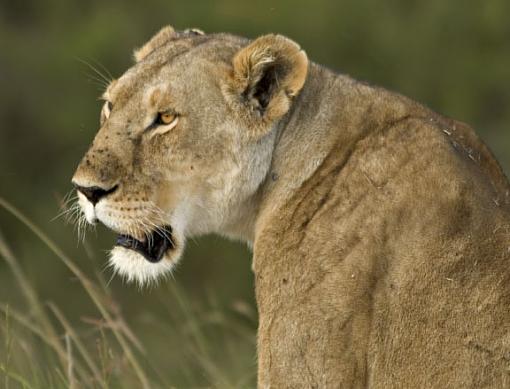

{"left": 115, "top": 226, "right": 175, "bottom": 263}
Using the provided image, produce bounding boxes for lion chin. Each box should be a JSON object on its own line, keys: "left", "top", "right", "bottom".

{"left": 108, "top": 245, "right": 182, "bottom": 287}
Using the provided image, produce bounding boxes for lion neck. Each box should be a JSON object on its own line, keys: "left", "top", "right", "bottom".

{"left": 250, "top": 65, "right": 350, "bottom": 241}
{"left": 219, "top": 62, "right": 413, "bottom": 248}
{"left": 219, "top": 64, "right": 350, "bottom": 246}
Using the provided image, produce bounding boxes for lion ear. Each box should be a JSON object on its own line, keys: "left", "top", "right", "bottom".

{"left": 226, "top": 34, "right": 308, "bottom": 122}
{"left": 134, "top": 25, "right": 176, "bottom": 62}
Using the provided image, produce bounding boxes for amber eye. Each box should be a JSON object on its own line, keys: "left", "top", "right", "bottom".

{"left": 155, "top": 112, "right": 177, "bottom": 125}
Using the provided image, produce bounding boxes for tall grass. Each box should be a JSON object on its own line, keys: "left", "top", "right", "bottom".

{"left": 0, "top": 196, "right": 257, "bottom": 388}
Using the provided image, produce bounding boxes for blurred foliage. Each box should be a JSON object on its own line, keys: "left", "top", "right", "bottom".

{"left": 0, "top": 0, "right": 509, "bottom": 387}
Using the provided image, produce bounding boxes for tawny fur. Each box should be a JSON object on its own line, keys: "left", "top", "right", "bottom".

{"left": 72, "top": 26, "right": 510, "bottom": 388}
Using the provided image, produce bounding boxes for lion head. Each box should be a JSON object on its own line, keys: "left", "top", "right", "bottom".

{"left": 71, "top": 26, "right": 308, "bottom": 285}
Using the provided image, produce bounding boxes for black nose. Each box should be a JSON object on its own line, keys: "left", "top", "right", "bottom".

{"left": 73, "top": 184, "right": 118, "bottom": 205}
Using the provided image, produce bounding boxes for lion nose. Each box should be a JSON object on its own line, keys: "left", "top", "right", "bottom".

{"left": 73, "top": 184, "right": 118, "bottom": 205}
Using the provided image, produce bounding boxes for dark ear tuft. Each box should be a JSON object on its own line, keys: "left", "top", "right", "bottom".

{"left": 252, "top": 63, "right": 279, "bottom": 111}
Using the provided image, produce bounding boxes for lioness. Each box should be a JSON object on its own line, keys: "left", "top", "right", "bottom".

{"left": 72, "top": 26, "right": 510, "bottom": 388}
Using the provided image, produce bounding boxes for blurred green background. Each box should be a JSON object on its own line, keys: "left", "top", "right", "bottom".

{"left": 0, "top": 0, "right": 509, "bottom": 387}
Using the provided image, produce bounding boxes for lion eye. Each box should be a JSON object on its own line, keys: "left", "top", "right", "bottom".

{"left": 149, "top": 112, "right": 179, "bottom": 138}
{"left": 155, "top": 112, "right": 177, "bottom": 126}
